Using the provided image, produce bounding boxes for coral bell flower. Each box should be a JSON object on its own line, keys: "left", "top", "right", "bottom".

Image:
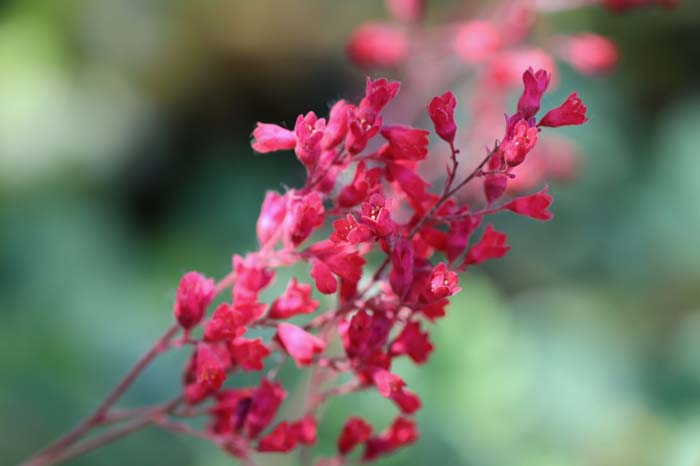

{"left": 347, "top": 22, "right": 409, "bottom": 69}
{"left": 428, "top": 262, "right": 461, "bottom": 299}
{"left": 275, "top": 323, "right": 326, "bottom": 367}
{"left": 268, "top": 278, "right": 319, "bottom": 319}
{"left": 173, "top": 271, "right": 215, "bottom": 330}
{"left": 338, "top": 417, "right": 373, "bottom": 455}
{"left": 251, "top": 123, "right": 296, "bottom": 153}
{"left": 517, "top": 67, "right": 551, "bottom": 120}
{"left": 538, "top": 93, "right": 588, "bottom": 127}
{"left": 428, "top": 91, "right": 457, "bottom": 144}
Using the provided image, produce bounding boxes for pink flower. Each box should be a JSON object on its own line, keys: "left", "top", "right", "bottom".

{"left": 446, "top": 215, "right": 481, "bottom": 264}
{"left": 173, "top": 271, "right": 214, "bottom": 330}
{"left": 195, "top": 343, "right": 227, "bottom": 392}
{"left": 204, "top": 302, "right": 260, "bottom": 342}
{"left": 337, "top": 161, "right": 382, "bottom": 207}
{"left": 501, "top": 118, "right": 538, "bottom": 167}
{"left": 463, "top": 225, "right": 511, "bottom": 267}
{"left": 504, "top": 186, "right": 554, "bottom": 221}
{"left": 359, "top": 77, "right": 401, "bottom": 122}
{"left": 286, "top": 191, "right": 325, "bottom": 246}
{"left": 361, "top": 193, "right": 394, "bottom": 237}
{"left": 233, "top": 255, "right": 274, "bottom": 303}
{"left": 453, "top": 20, "right": 502, "bottom": 63}
{"left": 427, "top": 262, "right": 461, "bottom": 299}
{"left": 291, "top": 415, "right": 317, "bottom": 445}
{"left": 338, "top": 417, "right": 373, "bottom": 455}
{"left": 310, "top": 259, "right": 337, "bottom": 294}
{"left": 559, "top": 34, "right": 618, "bottom": 75}
{"left": 389, "top": 238, "right": 414, "bottom": 298}
{"left": 294, "top": 112, "right": 325, "bottom": 168}
{"left": 275, "top": 323, "right": 326, "bottom": 367}
{"left": 245, "top": 379, "right": 287, "bottom": 439}
{"left": 428, "top": 91, "right": 457, "bottom": 144}
{"left": 381, "top": 125, "right": 430, "bottom": 161}
{"left": 385, "top": 162, "right": 430, "bottom": 204}
{"left": 484, "top": 174, "right": 509, "bottom": 205}
{"left": 230, "top": 337, "right": 270, "bottom": 372}
{"left": 347, "top": 23, "right": 409, "bottom": 69}
{"left": 363, "top": 417, "right": 418, "bottom": 461}
{"left": 390, "top": 322, "right": 434, "bottom": 364}
{"left": 257, "top": 422, "right": 298, "bottom": 453}
{"left": 251, "top": 123, "right": 296, "bottom": 153}
{"left": 538, "top": 93, "right": 588, "bottom": 127}
{"left": 321, "top": 100, "right": 350, "bottom": 150}
{"left": 269, "top": 278, "right": 319, "bottom": 319}
{"left": 517, "top": 67, "right": 551, "bottom": 120}
{"left": 330, "top": 214, "right": 371, "bottom": 244}
{"left": 256, "top": 191, "right": 287, "bottom": 247}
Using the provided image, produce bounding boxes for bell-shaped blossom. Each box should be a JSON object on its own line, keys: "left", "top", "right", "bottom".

{"left": 428, "top": 263, "right": 461, "bottom": 299}
{"left": 251, "top": 123, "right": 296, "bottom": 153}
{"left": 204, "top": 302, "right": 261, "bottom": 342}
{"left": 230, "top": 337, "right": 270, "bottom": 372}
{"left": 291, "top": 415, "right": 317, "bottom": 445}
{"left": 428, "top": 91, "right": 457, "bottom": 144}
{"left": 337, "top": 161, "right": 382, "bottom": 207}
{"left": 501, "top": 118, "right": 538, "bottom": 167}
{"left": 362, "top": 417, "right": 418, "bottom": 461}
{"left": 504, "top": 186, "right": 554, "bottom": 221}
{"left": 380, "top": 125, "right": 430, "bottom": 161}
{"left": 195, "top": 343, "right": 227, "bottom": 393}
{"left": 338, "top": 417, "right": 373, "bottom": 455}
{"left": 463, "top": 225, "right": 510, "bottom": 267}
{"left": 385, "top": 162, "right": 430, "bottom": 204}
{"left": 484, "top": 174, "right": 509, "bottom": 205}
{"left": 517, "top": 67, "right": 551, "bottom": 120}
{"left": 275, "top": 323, "right": 326, "bottom": 367}
{"left": 361, "top": 193, "right": 394, "bottom": 237}
{"left": 257, "top": 422, "right": 298, "bottom": 453}
{"left": 330, "top": 214, "right": 372, "bottom": 244}
{"left": 389, "top": 238, "right": 414, "bottom": 298}
{"left": 390, "top": 322, "right": 434, "bottom": 364}
{"left": 294, "top": 112, "right": 325, "bottom": 168}
{"left": 245, "top": 379, "right": 287, "bottom": 439}
{"left": 256, "top": 191, "right": 287, "bottom": 247}
{"left": 538, "top": 93, "right": 588, "bottom": 127}
{"left": 269, "top": 278, "right": 319, "bottom": 319}
{"left": 310, "top": 259, "right": 337, "bottom": 295}
{"left": 359, "top": 77, "right": 401, "bottom": 123}
{"left": 233, "top": 255, "right": 274, "bottom": 303}
{"left": 173, "top": 271, "right": 215, "bottom": 330}
{"left": 322, "top": 100, "right": 350, "bottom": 150}
{"left": 286, "top": 191, "right": 325, "bottom": 246}
{"left": 559, "top": 33, "right": 618, "bottom": 75}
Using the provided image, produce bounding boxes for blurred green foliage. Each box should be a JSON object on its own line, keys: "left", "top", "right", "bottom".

{"left": 1, "top": 1, "right": 699, "bottom": 466}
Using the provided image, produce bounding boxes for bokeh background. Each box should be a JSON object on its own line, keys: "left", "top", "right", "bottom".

{"left": 2, "top": 1, "right": 700, "bottom": 465}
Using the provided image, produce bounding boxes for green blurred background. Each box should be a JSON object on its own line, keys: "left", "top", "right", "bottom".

{"left": 2, "top": 1, "right": 700, "bottom": 465}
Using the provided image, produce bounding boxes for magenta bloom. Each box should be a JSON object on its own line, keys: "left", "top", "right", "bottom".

{"left": 173, "top": 271, "right": 214, "bottom": 330}
{"left": 251, "top": 123, "right": 296, "bottom": 153}
{"left": 275, "top": 323, "right": 326, "bottom": 367}
{"left": 539, "top": 93, "right": 589, "bottom": 127}
{"left": 338, "top": 417, "right": 373, "bottom": 455}
{"left": 505, "top": 186, "right": 554, "bottom": 221}
{"left": 428, "top": 91, "right": 457, "bottom": 144}
{"left": 268, "top": 278, "right": 319, "bottom": 319}
{"left": 517, "top": 67, "right": 551, "bottom": 120}
{"left": 463, "top": 225, "right": 511, "bottom": 267}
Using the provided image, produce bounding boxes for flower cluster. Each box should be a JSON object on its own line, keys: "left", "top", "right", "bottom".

{"left": 169, "top": 71, "right": 587, "bottom": 464}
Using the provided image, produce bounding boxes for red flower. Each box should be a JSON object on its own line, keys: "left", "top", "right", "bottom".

{"left": 275, "top": 323, "right": 326, "bottom": 367}
{"left": 245, "top": 379, "right": 287, "bottom": 439}
{"left": 256, "top": 191, "right": 287, "bottom": 247}
{"left": 322, "top": 100, "right": 349, "bottom": 150}
{"left": 389, "top": 238, "right": 414, "bottom": 298}
{"left": 463, "top": 224, "right": 511, "bottom": 267}
{"left": 363, "top": 417, "right": 418, "bottom": 461}
{"left": 446, "top": 215, "right": 481, "bottom": 264}
{"left": 338, "top": 417, "right": 373, "bottom": 455}
{"left": 337, "top": 161, "right": 382, "bottom": 207}
{"left": 504, "top": 186, "right": 554, "bottom": 221}
{"left": 538, "top": 93, "right": 588, "bottom": 127}
{"left": 291, "top": 415, "right": 318, "bottom": 445}
{"left": 381, "top": 125, "right": 430, "bottom": 161}
{"left": 385, "top": 162, "right": 430, "bottom": 204}
{"left": 269, "top": 278, "right": 319, "bottom": 319}
{"left": 286, "top": 191, "right": 325, "bottom": 246}
{"left": 173, "top": 271, "right": 214, "bottom": 330}
{"left": 501, "top": 119, "right": 538, "bottom": 167}
{"left": 428, "top": 91, "right": 457, "bottom": 144}
{"left": 484, "top": 174, "right": 509, "bottom": 205}
{"left": 330, "top": 214, "right": 371, "bottom": 245}
{"left": 233, "top": 254, "right": 274, "bottom": 303}
{"left": 257, "top": 422, "right": 298, "bottom": 453}
{"left": 361, "top": 193, "right": 394, "bottom": 237}
{"left": 517, "top": 67, "right": 551, "bottom": 120}
{"left": 347, "top": 22, "right": 409, "bottom": 69}
{"left": 195, "top": 343, "right": 227, "bottom": 392}
{"left": 428, "top": 262, "right": 461, "bottom": 299}
{"left": 359, "top": 77, "right": 401, "bottom": 123}
{"left": 251, "top": 123, "right": 296, "bottom": 153}
{"left": 310, "top": 258, "right": 337, "bottom": 295}
{"left": 204, "top": 302, "right": 261, "bottom": 342}
{"left": 390, "top": 322, "right": 434, "bottom": 364}
{"left": 294, "top": 112, "right": 325, "bottom": 168}
{"left": 230, "top": 337, "right": 270, "bottom": 372}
